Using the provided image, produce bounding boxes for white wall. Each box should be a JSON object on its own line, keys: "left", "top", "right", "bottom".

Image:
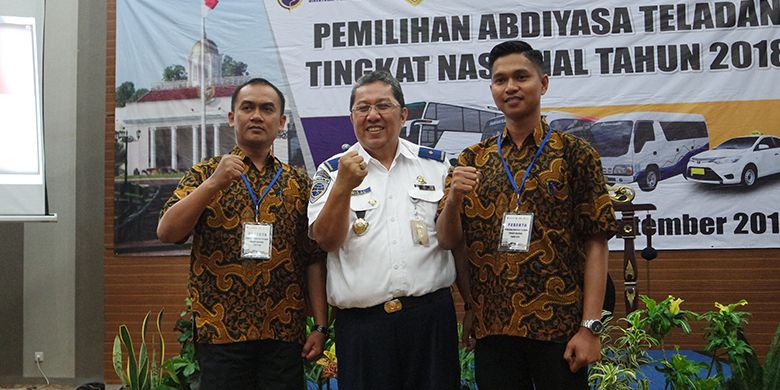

{"left": 0, "top": 0, "right": 105, "bottom": 384}
{"left": 23, "top": 0, "right": 78, "bottom": 378}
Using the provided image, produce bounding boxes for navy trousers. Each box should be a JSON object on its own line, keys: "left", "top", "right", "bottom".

{"left": 335, "top": 288, "right": 460, "bottom": 390}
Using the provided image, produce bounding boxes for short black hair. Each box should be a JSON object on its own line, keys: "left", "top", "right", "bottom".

{"left": 488, "top": 40, "right": 546, "bottom": 76}
{"left": 230, "top": 77, "right": 286, "bottom": 113}
{"left": 349, "top": 70, "right": 405, "bottom": 110}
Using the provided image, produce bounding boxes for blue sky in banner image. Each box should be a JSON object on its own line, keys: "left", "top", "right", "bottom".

{"left": 116, "top": 0, "right": 285, "bottom": 90}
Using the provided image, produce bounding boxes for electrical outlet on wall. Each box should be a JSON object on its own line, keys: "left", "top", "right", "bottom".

{"left": 34, "top": 351, "right": 44, "bottom": 363}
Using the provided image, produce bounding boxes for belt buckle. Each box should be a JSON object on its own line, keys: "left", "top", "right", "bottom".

{"left": 383, "top": 299, "right": 402, "bottom": 313}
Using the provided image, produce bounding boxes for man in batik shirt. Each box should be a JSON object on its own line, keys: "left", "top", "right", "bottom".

{"left": 437, "top": 41, "right": 618, "bottom": 390}
{"left": 158, "top": 78, "right": 327, "bottom": 390}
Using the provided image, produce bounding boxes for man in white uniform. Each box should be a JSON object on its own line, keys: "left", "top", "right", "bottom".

{"left": 308, "top": 70, "right": 459, "bottom": 390}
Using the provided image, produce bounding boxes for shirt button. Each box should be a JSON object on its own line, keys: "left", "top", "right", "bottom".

{"left": 388, "top": 195, "right": 394, "bottom": 199}
{"left": 390, "top": 217, "right": 396, "bottom": 222}
{"left": 392, "top": 240, "right": 398, "bottom": 245}
{"left": 393, "top": 264, "right": 399, "bottom": 270}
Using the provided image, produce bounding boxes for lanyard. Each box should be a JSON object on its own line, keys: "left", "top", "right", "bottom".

{"left": 497, "top": 126, "right": 553, "bottom": 211}
{"left": 240, "top": 163, "right": 283, "bottom": 222}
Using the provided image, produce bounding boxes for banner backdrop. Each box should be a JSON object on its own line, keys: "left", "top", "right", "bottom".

{"left": 114, "top": 0, "right": 780, "bottom": 254}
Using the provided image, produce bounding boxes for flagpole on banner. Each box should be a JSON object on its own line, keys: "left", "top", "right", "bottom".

{"left": 199, "top": 5, "right": 207, "bottom": 162}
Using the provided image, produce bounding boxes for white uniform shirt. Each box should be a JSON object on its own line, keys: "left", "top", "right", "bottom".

{"left": 308, "top": 139, "right": 456, "bottom": 309}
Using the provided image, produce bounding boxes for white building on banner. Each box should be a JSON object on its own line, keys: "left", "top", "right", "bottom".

{"left": 116, "top": 39, "right": 298, "bottom": 176}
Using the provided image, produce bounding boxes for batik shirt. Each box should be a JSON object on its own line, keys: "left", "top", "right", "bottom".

{"left": 439, "top": 120, "right": 617, "bottom": 342}
{"left": 161, "top": 147, "right": 325, "bottom": 344}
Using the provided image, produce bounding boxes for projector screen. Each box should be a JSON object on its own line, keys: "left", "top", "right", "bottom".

{"left": 0, "top": 16, "right": 47, "bottom": 216}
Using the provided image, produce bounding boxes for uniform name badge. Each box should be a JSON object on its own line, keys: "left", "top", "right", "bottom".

{"left": 410, "top": 218, "right": 430, "bottom": 246}
{"left": 241, "top": 222, "right": 273, "bottom": 259}
{"left": 498, "top": 213, "right": 534, "bottom": 252}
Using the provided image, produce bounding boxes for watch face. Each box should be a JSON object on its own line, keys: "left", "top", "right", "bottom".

{"left": 591, "top": 320, "right": 604, "bottom": 334}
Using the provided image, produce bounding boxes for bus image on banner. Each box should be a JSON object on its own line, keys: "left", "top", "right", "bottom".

{"left": 590, "top": 112, "right": 710, "bottom": 192}
{"left": 481, "top": 111, "right": 598, "bottom": 142}
{"left": 401, "top": 101, "right": 502, "bottom": 159}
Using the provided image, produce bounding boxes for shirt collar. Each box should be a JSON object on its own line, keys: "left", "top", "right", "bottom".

{"left": 352, "top": 139, "right": 412, "bottom": 166}
{"left": 499, "top": 118, "right": 549, "bottom": 148}
{"left": 396, "top": 138, "right": 418, "bottom": 160}
{"left": 230, "top": 146, "right": 276, "bottom": 172}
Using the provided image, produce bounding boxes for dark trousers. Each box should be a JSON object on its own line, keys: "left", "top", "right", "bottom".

{"left": 197, "top": 339, "right": 304, "bottom": 390}
{"left": 475, "top": 335, "right": 588, "bottom": 390}
{"left": 335, "top": 288, "right": 460, "bottom": 390}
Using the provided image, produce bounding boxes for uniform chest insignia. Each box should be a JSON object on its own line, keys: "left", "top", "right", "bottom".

{"left": 310, "top": 169, "right": 331, "bottom": 203}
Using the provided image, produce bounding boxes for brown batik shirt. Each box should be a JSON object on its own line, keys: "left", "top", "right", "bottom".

{"left": 161, "top": 147, "right": 325, "bottom": 345}
{"left": 440, "top": 120, "right": 617, "bottom": 343}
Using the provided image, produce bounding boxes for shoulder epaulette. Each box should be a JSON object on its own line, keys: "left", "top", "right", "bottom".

{"left": 418, "top": 147, "right": 446, "bottom": 162}
{"left": 323, "top": 157, "right": 340, "bottom": 172}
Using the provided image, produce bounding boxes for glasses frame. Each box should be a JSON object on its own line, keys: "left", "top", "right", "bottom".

{"left": 350, "top": 102, "right": 400, "bottom": 117}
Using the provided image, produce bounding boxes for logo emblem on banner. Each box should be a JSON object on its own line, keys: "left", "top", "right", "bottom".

{"left": 405, "top": 0, "right": 424, "bottom": 5}
{"left": 277, "top": 0, "right": 303, "bottom": 10}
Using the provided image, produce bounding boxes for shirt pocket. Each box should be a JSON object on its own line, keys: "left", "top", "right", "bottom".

{"left": 408, "top": 187, "right": 443, "bottom": 227}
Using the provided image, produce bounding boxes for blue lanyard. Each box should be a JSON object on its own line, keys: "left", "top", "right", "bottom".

{"left": 497, "top": 126, "right": 553, "bottom": 211}
{"left": 240, "top": 162, "right": 283, "bottom": 222}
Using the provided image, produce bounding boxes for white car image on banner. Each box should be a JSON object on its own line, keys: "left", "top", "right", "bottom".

{"left": 685, "top": 135, "right": 780, "bottom": 187}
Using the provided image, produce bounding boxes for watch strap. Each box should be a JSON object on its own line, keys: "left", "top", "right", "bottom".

{"left": 581, "top": 319, "right": 603, "bottom": 335}
{"left": 312, "top": 324, "right": 328, "bottom": 335}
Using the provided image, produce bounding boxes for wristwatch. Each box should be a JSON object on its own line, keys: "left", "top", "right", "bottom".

{"left": 581, "top": 319, "right": 604, "bottom": 335}
{"left": 312, "top": 324, "right": 328, "bottom": 335}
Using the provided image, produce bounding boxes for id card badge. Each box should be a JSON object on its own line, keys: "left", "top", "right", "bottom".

{"left": 498, "top": 212, "right": 534, "bottom": 252}
{"left": 241, "top": 222, "right": 273, "bottom": 259}
{"left": 410, "top": 218, "right": 430, "bottom": 246}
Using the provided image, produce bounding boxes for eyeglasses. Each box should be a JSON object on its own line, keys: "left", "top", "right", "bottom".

{"left": 351, "top": 102, "right": 399, "bottom": 116}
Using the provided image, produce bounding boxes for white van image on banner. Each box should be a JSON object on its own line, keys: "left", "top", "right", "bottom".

{"left": 685, "top": 135, "right": 780, "bottom": 187}
{"left": 400, "top": 101, "right": 502, "bottom": 160}
{"left": 590, "top": 112, "right": 709, "bottom": 192}
{"left": 480, "top": 111, "right": 598, "bottom": 142}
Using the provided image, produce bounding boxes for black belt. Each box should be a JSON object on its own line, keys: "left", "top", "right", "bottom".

{"left": 341, "top": 288, "right": 451, "bottom": 315}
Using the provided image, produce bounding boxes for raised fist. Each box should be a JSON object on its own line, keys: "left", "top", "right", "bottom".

{"left": 208, "top": 154, "right": 245, "bottom": 190}
{"left": 335, "top": 150, "right": 368, "bottom": 190}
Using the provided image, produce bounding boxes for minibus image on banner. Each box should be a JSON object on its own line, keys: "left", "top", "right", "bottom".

{"left": 400, "top": 101, "right": 502, "bottom": 159}
{"left": 481, "top": 111, "right": 598, "bottom": 142}
{"left": 589, "top": 112, "right": 710, "bottom": 192}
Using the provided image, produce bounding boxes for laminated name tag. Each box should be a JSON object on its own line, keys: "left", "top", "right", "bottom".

{"left": 498, "top": 213, "right": 534, "bottom": 252}
{"left": 410, "top": 218, "right": 430, "bottom": 246}
{"left": 241, "top": 222, "right": 273, "bottom": 259}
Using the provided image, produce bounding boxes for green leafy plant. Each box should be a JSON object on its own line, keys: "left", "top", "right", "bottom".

{"left": 655, "top": 350, "right": 711, "bottom": 390}
{"left": 159, "top": 298, "right": 199, "bottom": 390}
{"left": 590, "top": 311, "right": 654, "bottom": 390}
{"left": 457, "top": 323, "right": 476, "bottom": 390}
{"left": 763, "top": 323, "right": 780, "bottom": 389}
{"left": 588, "top": 361, "right": 640, "bottom": 390}
{"left": 639, "top": 295, "right": 695, "bottom": 347}
{"left": 113, "top": 310, "right": 171, "bottom": 390}
{"left": 700, "top": 299, "right": 760, "bottom": 388}
{"left": 589, "top": 296, "right": 780, "bottom": 390}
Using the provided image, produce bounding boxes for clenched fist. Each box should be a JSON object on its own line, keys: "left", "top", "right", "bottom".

{"left": 449, "top": 166, "right": 480, "bottom": 201}
{"left": 335, "top": 150, "right": 368, "bottom": 191}
{"left": 207, "top": 154, "right": 245, "bottom": 190}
